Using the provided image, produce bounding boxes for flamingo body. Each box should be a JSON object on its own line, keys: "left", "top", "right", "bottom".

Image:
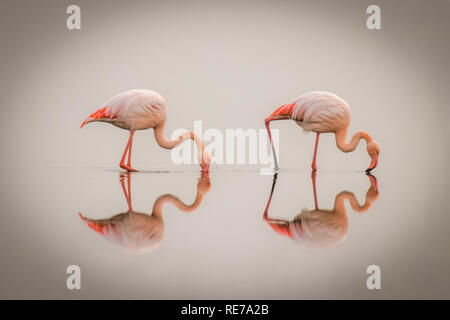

{"left": 265, "top": 91, "right": 380, "bottom": 172}
{"left": 79, "top": 211, "right": 164, "bottom": 253}
{"left": 263, "top": 173, "right": 379, "bottom": 248}
{"left": 81, "top": 89, "right": 210, "bottom": 172}
{"left": 291, "top": 91, "right": 350, "bottom": 133}
{"left": 84, "top": 89, "right": 167, "bottom": 130}
{"left": 79, "top": 172, "right": 210, "bottom": 254}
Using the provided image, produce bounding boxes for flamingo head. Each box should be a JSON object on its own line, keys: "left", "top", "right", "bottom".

{"left": 197, "top": 175, "right": 211, "bottom": 195}
{"left": 366, "top": 140, "right": 380, "bottom": 172}
{"left": 178, "top": 132, "right": 211, "bottom": 173}
{"left": 80, "top": 106, "right": 108, "bottom": 128}
{"left": 200, "top": 148, "right": 212, "bottom": 173}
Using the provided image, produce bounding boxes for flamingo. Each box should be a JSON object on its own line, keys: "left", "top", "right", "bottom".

{"left": 80, "top": 89, "right": 211, "bottom": 172}
{"left": 263, "top": 172, "right": 379, "bottom": 248}
{"left": 79, "top": 172, "right": 211, "bottom": 253}
{"left": 264, "top": 91, "right": 380, "bottom": 172}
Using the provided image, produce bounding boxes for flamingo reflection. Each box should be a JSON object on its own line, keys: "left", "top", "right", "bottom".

{"left": 263, "top": 172, "right": 379, "bottom": 248}
{"left": 79, "top": 172, "right": 211, "bottom": 253}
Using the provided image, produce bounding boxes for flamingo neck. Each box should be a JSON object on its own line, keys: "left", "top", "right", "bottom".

{"left": 334, "top": 189, "right": 377, "bottom": 214}
{"left": 152, "top": 179, "right": 209, "bottom": 215}
{"left": 333, "top": 191, "right": 356, "bottom": 215}
{"left": 153, "top": 193, "right": 202, "bottom": 213}
{"left": 335, "top": 129, "right": 373, "bottom": 153}
{"left": 153, "top": 123, "right": 211, "bottom": 168}
{"left": 153, "top": 123, "right": 180, "bottom": 149}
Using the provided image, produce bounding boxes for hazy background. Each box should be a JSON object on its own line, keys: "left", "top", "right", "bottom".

{"left": 0, "top": 0, "right": 449, "bottom": 299}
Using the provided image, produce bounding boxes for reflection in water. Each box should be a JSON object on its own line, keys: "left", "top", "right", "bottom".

{"left": 79, "top": 172, "right": 211, "bottom": 253}
{"left": 263, "top": 172, "right": 379, "bottom": 248}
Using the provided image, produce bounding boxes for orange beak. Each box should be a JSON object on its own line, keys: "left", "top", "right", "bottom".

{"left": 366, "top": 154, "right": 378, "bottom": 172}
{"left": 80, "top": 117, "right": 93, "bottom": 128}
{"left": 200, "top": 163, "right": 210, "bottom": 173}
{"left": 79, "top": 212, "right": 106, "bottom": 235}
{"left": 80, "top": 106, "right": 108, "bottom": 128}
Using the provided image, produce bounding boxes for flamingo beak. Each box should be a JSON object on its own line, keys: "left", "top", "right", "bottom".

{"left": 366, "top": 173, "right": 378, "bottom": 192}
{"left": 200, "top": 147, "right": 211, "bottom": 173}
{"left": 80, "top": 117, "right": 92, "bottom": 128}
{"left": 79, "top": 212, "right": 106, "bottom": 235}
{"left": 366, "top": 154, "right": 378, "bottom": 172}
{"left": 200, "top": 163, "right": 210, "bottom": 173}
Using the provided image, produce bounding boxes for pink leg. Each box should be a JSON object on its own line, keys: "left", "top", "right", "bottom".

{"left": 311, "top": 133, "right": 320, "bottom": 172}
{"left": 127, "top": 172, "right": 132, "bottom": 211}
{"left": 119, "top": 135, "right": 131, "bottom": 167}
{"left": 120, "top": 173, "right": 133, "bottom": 212}
{"left": 311, "top": 171, "right": 318, "bottom": 210}
{"left": 265, "top": 117, "right": 290, "bottom": 171}
{"left": 263, "top": 173, "right": 285, "bottom": 223}
{"left": 120, "top": 130, "right": 137, "bottom": 172}
{"left": 127, "top": 131, "right": 135, "bottom": 169}
{"left": 263, "top": 173, "right": 277, "bottom": 221}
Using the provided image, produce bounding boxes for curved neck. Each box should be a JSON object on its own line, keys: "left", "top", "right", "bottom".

{"left": 335, "top": 129, "right": 373, "bottom": 153}
{"left": 153, "top": 122, "right": 181, "bottom": 149}
{"left": 153, "top": 122, "right": 210, "bottom": 166}
{"left": 151, "top": 180, "right": 209, "bottom": 216}
{"left": 334, "top": 189, "right": 377, "bottom": 214}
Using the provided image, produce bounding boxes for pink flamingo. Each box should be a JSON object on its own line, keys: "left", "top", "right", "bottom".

{"left": 263, "top": 172, "right": 379, "bottom": 248}
{"left": 79, "top": 172, "right": 211, "bottom": 253}
{"left": 81, "top": 89, "right": 211, "bottom": 172}
{"left": 265, "top": 91, "right": 380, "bottom": 172}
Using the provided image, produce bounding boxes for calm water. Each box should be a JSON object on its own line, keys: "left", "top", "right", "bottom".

{"left": 1, "top": 164, "right": 449, "bottom": 299}
{"left": 1, "top": 0, "right": 449, "bottom": 300}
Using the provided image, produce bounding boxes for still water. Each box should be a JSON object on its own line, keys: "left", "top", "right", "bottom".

{"left": 0, "top": 165, "right": 449, "bottom": 299}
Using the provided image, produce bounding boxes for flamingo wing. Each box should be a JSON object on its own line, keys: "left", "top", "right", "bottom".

{"left": 80, "top": 89, "right": 166, "bottom": 129}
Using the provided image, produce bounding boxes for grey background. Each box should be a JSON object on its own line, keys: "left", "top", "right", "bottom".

{"left": 0, "top": 0, "right": 449, "bottom": 299}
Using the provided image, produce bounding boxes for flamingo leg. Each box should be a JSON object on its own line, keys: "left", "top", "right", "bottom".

{"left": 127, "top": 172, "right": 133, "bottom": 212}
{"left": 263, "top": 175, "right": 288, "bottom": 223}
{"left": 120, "top": 173, "right": 133, "bottom": 212}
{"left": 311, "top": 133, "right": 320, "bottom": 172}
{"left": 127, "top": 131, "right": 135, "bottom": 168}
{"left": 120, "top": 130, "right": 138, "bottom": 172}
{"left": 119, "top": 135, "right": 131, "bottom": 167}
{"left": 264, "top": 117, "right": 290, "bottom": 171}
{"left": 311, "top": 171, "right": 318, "bottom": 210}
{"left": 263, "top": 173, "right": 278, "bottom": 221}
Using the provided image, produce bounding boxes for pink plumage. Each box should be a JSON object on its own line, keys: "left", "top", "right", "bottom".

{"left": 290, "top": 91, "right": 350, "bottom": 132}
{"left": 79, "top": 172, "right": 211, "bottom": 254}
{"left": 265, "top": 91, "right": 380, "bottom": 171}
{"left": 82, "top": 89, "right": 167, "bottom": 130}
{"left": 263, "top": 172, "right": 379, "bottom": 248}
{"left": 81, "top": 89, "right": 211, "bottom": 172}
